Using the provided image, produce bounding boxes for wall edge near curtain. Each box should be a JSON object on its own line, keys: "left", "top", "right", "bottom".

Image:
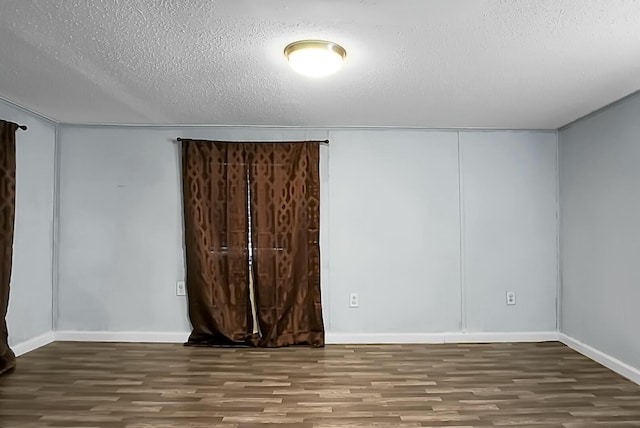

{"left": 1, "top": 100, "right": 56, "bottom": 352}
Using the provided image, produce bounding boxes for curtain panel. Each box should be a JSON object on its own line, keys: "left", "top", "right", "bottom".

{"left": 182, "top": 141, "right": 253, "bottom": 345}
{"left": 249, "top": 143, "right": 323, "bottom": 347}
{"left": 181, "top": 140, "right": 324, "bottom": 348}
{"left": 0, "top": 120, "right": 18, "bottom": 375}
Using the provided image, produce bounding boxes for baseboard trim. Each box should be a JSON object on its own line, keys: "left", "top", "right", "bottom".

{"left": 445, "top": 331, "right": 560, "bottom": 343}
{"left": 52, "top": 330, "right": 559, "bottom": 345}
{"left": 560, "top": 333, "right": 640, "bottom": 385}
{"left": 326, "top": 332, "right": 444, "bottom": 344}
{"left": 55, "top": 331, "right": 190, "bottom": 343}
{"left": 326, "top": 331, "right": 559, "bottom": 344}
{"left": 12, "top": 332, "right": 56, "bottom": 357}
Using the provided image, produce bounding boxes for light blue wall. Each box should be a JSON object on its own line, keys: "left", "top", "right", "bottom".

{"left": 0, "top": 99, "right": 56, "bottom": 347}
{"left": 560, "top": 92, "right": 640, "bottom": 370}
{"left": 56, "top": 126, "right": 558, "bottom": 336}
{"left": 460, "top": 131, "right": 558, "bottom": 332}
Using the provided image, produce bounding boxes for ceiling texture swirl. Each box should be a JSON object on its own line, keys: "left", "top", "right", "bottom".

{"left": 0, "top": 0, "right": 639, "bottom": 128}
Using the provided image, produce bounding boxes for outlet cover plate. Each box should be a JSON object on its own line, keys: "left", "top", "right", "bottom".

{"left": 349, "top": 293, "right": 359, "bottom": 308}
{"left": 176, "top": 281, "right": 186, "bottom": 296}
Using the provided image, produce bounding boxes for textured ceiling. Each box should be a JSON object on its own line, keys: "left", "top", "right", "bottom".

{"left": 0, "top": 0, "right": 639, "bottom": 128}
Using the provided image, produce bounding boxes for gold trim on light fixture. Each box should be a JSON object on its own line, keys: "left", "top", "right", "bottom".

{"left": 284, "top": 40, "right": 347, "bottom": 61}
{"left": 284, "top": 40, "right": 347, "bottom": 78}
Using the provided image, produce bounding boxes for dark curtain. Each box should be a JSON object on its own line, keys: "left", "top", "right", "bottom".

{"left": 0, "top": 120, "right": 18, "bottom": 375}
{"left": 249, "top": 142, "right": 324, "bottom": 347}
{"left": 182, "top": 140, "right": 254, "bottom": 346}
{"left": 180, "top": 140, "right": 324, "bottom": 347}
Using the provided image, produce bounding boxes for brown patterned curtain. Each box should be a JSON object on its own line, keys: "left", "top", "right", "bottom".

{"left": 0, "top": 120, "right": 18, "bottom": 375}
{"left": 249, "top": 142, "right": 323, "bottom": 347}
{"left": 181, "top": 140, "right": 324, "bottom": 348}
{"left": 182, "top": 141, "right": 254, "bottom": 346}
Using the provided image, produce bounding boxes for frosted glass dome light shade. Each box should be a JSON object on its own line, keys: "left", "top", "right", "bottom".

{"left": 284, "top": 40, "right": 346, "bottom": 78}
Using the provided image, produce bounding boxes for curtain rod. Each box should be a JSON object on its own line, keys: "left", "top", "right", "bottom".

{"left": 1, "top": 119, "right": 27, "bottom": 130}
{"left": 176, "top": 137, "right": 329, "bottom": 145}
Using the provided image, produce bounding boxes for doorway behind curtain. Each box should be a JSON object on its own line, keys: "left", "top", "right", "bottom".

{"left": 181, "top": 140, "right": 324, "bottom": 348}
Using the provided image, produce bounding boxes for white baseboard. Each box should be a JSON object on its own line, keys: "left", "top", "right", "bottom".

{"left": 52, "top": 330, "right": 558, "bottom": 345}
{"left": 445, "top": 331, "right": 560, "bottom": 343}
{"left": 55, "top": 331, "right": 190, "bottom": 343}
{"left": 326, "top": 332, "right": 445, "bottom": 344}
{"left": 10, "top": 330, "right": 560, "bottom": 354}
{"left": 11, "top": 332, "right": 56, "bottom": 357}
{"left": 560, "top": 333, "right": 640, "bottom": 386}
{"left": 326, "top": 331, "right": 559, "bottom": 344}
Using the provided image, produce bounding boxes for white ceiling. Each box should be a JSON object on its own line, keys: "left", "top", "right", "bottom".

{"left": 0, "top": 0, "right": 639, "bottom": 129}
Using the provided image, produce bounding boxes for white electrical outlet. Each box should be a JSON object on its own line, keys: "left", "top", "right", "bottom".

{"left": 349, "top": 293, "right": 359, "bottom": 308}
{"left": 506, "top": 291, "right": 516, "bottom": 306}
{"left": 176, "top": 281, "right": 186, "bottom": 296}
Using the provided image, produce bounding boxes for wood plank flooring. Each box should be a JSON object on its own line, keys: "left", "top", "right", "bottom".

{"left": 1, "top": 341, "right": 639, "bottom": 427}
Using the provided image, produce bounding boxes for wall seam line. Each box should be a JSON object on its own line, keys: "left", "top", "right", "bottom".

{"left": 555, "top": 129, "right": 562, "bottom": 333}
{"left": 51, "top": 125, "right": 61, "bottom": 332}
{"left": 457, "top": 131, "right": 467, "bottom": 332}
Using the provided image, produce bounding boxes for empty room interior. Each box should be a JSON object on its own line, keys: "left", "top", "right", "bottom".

{"left": 1, "top": 0, "right": 640, "bottom": 426}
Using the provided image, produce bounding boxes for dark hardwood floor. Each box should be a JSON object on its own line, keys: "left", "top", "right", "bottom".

{"left": 1, "top": 341, "right": 639, "bottom": 427}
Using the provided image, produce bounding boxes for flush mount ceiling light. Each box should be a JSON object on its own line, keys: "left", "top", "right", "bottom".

{"left": 284, "top": 40, "right": 347, "bottom": 78}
